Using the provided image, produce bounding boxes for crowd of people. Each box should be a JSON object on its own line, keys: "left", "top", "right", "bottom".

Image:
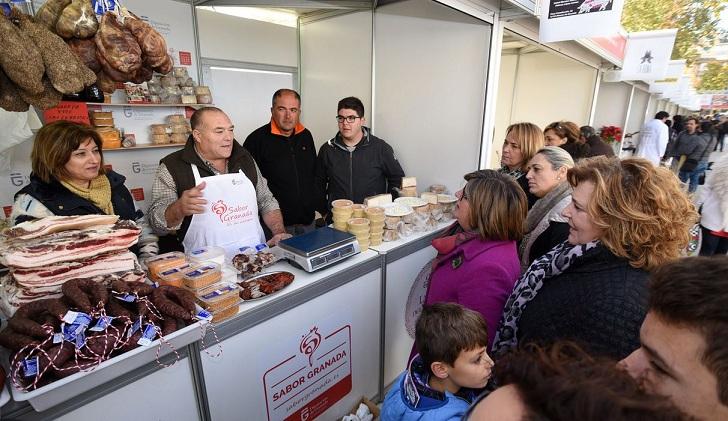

{"left": 5, "top": 87, "right": 728, "bottom": 420}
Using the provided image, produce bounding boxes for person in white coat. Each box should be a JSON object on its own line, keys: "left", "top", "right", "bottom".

{"left": 697, "top": 154, "right": 728, "bottom": 256}
{"left": 635, "top": 111, "right": 670, "bottom": 166}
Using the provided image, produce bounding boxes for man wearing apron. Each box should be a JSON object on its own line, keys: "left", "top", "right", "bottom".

{"left": 148, "top": 107, "right": 291, "bottom": 257}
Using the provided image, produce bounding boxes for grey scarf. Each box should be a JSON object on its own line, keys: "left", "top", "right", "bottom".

{"left": 519, "top": 182, "right": 572, "bottom": 268}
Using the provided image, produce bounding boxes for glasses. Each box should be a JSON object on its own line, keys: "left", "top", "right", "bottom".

{"left": 336, "top": 115, "right": 361, "bottom": 124}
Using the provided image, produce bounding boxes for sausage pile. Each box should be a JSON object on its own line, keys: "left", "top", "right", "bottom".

{"left": 0, "top": 276, "right": 197, "bottom": 391}
{"left": 239, "top": 272, "right": 295, "bottom": 300}
{"left": 0, "top": 215, "right": 141, "bottom": 317}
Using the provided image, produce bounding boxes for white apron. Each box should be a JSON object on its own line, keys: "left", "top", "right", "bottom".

{"left": 182, "top": 164, "right": 266, "bottom": 258}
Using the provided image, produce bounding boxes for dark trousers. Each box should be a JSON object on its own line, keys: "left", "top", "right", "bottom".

{"left": 700, "top": 226, "right": 728, "bottom": 256}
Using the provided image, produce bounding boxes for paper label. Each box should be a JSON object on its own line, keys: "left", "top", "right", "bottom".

{"left": 75, "top": 331, "right": 86, "bottom": 349}
{"left": 137, "top": 324, "right": 157, "bottom": 346}
{"left": 116, "top": 293, "right": 136, "bottom": 303}
{"left": 53, "top": 333, "right": 63, "bottom": 344}
{"left": 23, "top": 357, "right": 38, "bottom": 378}
{"left": 201, "top": 285, "right": 235, "bottom": 300}
{"left": 127, "top": 318, "right": 142, "bottom": 338}
{"left": 62, "top": 311, "right": 79, "bottom": 324}
{"left": 89, "top": 316, "right": 112, "bottom": 332}
{"left": 196, "top": 309, "right": 213, "bottom": 322}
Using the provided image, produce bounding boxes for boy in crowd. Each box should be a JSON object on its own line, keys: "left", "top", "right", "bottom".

{"left": 381, "top": 303, "right": 493, "bottom": 421}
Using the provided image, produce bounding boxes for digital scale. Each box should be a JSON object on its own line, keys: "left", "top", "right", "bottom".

{"left": 276, "top": 226, "right": 360, "bottom": 272}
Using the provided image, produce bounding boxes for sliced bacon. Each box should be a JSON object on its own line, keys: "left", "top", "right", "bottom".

{"left": 4, "top": 215, "right": 119, "bottom": 240}
{"left": 0, "top": 220, "right": 140, "bottom": 268}
{"left": 12, "top": 251, "right": 137, "bottom": 287}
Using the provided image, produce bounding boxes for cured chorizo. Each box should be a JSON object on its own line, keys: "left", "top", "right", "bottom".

{"left": 62, "top": 278, "right": 108, "bottom": 312}
{"left": 151, "top": 286, "right": 195, "bottom": 321}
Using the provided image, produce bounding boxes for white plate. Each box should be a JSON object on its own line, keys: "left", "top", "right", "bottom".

{"left": 394, "top": 197, "right": 427, "bottom": 207}
{"left": 383, "top": 204, "right": 413, "bottom": 217}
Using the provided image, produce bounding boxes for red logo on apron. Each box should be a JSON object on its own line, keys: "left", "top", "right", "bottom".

{"left": 212, "top": 200, "right": 228, "bottom": 222}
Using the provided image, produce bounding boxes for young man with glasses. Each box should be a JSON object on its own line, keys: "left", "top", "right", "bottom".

{"left": 315, "top": 96, "right": 404, "bottom": 216}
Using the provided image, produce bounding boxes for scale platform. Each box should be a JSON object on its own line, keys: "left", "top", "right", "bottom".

{"left": 277, "top": 226, "right": 360, "bottom": 272}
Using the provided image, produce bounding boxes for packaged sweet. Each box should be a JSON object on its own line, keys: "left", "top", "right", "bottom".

{"left": 170, "top": 133, "right": 188, "bottom": 144}
{"left": 150, "top": 124, "right": 170, "bottom": 135}
{"left": 182, "top": 262, "right": 222, "bottom": 290}
{"left": 167, "top": 114, "right": 187, "bottom": 124}
{"left": 151, "top": 133, "right": 170, "bottom": 144}
{"left": 195, "top": 282, "right": 241, "bottom": 312}
{"left": 158, "top": 263, "right": 193, "bottom": 288}
{"left": 146, "top": 251, "right": 187, "bottom": 280}
{"left": 187, "top": 245, "right": 225, "bottom": 266}
{"left": 181, "top": 95, "right": 197, "bottom": 104}
{"left": 210, "top": 302, "right": 241, "bottom": 323}
{"left": 172, "top": 67, "right": 188, "bottom": 78}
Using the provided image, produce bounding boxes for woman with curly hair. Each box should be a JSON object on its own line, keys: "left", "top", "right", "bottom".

{"left": 492, "top": 156, "right": 697, "bottom": 360}
{"left": 466, "top": 342, "right": 689, "bottom": 421}
{"left": 499, "top": 122, "right": 545, "bottom": 208}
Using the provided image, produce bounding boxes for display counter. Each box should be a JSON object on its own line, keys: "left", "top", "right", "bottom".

{"left": 1, "top": 226, "right": 446, "bottom": 420}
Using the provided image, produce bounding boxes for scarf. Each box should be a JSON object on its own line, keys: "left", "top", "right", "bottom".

{"left": 499, "top": 165, "right": 525, "bottom": 180}
{"left": 491, "top": 240, "right": 600, "bottom": 356}
{"left": 60, "top": 174, "right": 113, "bottom": 215}
{"left": 404, "top": 223, "right": 479, "bottom": 338}
{"left": 519, "top": 182, "right": 571, "bottom": 269}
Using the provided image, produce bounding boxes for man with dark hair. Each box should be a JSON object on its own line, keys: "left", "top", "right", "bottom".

{"left": 671, "top": 117, "right": 708, "bottom": 191}
{"left": 635, "top": 111, "right": 670, "bottom": 165}
{"left": 315, "top": 96, "right": 404, "bottom": 213}
{"left": 244, "top": 89, "right": 318, "bottom": 235}
{"left": 149, "top": 107, "right": 290, "bottom": 254}
{"left": 622, "top": 256, "right": 728, "bottom": 421}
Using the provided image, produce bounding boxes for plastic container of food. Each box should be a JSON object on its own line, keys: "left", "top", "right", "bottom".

{"left": 194, "top": 86, "right": 211, "bottom": 95}
{"left": 210, "top": 301, "right": 241, "bottom": 324}
{"left": 332, "top": 199, "right": 353, "bottom": 209}
{"left": 187, "top": 246, "right": 225, "bottom": 266}
{"left": 172, "top": 67, "right": 188, "bottom": 78}
{"left": 351, "top": 204, "right": 367, "bottom": 218}
{"left": 167, "top": 114, "right": 186, "bottom": 124}
{"left": 430, "top": 184, "right": 448, "bottom": 194}
{"left": 160, "top": 75, "right": 177, "bottom": 88}
{"left": 169, "top": 124, "right": 189, "bottom": 134}
{"left": 91, "top": 111, "right": 113, "bottom": 119}
{"left": 195, "top": 282, "right": 241, "bottom": 312}
{"left": 150, "top": 124, "right": 170, "bottom": 135}
{"left": 157, "top": 263, "right": 194, "bottom": 288}
{"left": 146, "top": 252, "right": 187, "bottom": 280}
{"left": 151, "top": 134, "right": 170, "bottom": 144}
{"left": 92, "top": 117, "right": 114, "bottom": 127}
{"left": 347, "top": 218, "right": 370, "bottom": 235}
{"left": 169, "top": 133, "right": 188, "bottom": 144}
{"left": 181, "top": 95, "right": 197, "bottom": 104}
{"left": 182, "top": 262, "right": 222, "bottom": 291}
{"left": 196, "top": 94, "right": 213, "bottom": 104}
{"left": 364, "top": 206, "right": 385, "bottom": 222}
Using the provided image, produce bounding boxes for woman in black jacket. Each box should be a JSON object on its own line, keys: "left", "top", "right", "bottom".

{"left": 498, "top": 122, "right": 545, "bottom": 209}
{"left": 11, "top": 121, "right": 157, "bottom": 258}
{"left": 493, "top": 157, "right": 696, "bottom": 360}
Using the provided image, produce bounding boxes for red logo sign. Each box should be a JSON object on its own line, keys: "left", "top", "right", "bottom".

{"left": 3, "top": 205, "right": 12, "bottom": 218}
{"left": 300, "top": 327, "right": 322, "bottom": 367}
{"left": 130, "top": 188, "right": 145, "bottom": 201}
{"left": 211, "top": 200, "right": 253, "bottom": 225}
{"left": 179, "top": 51, "right": 192, "bottom": 66}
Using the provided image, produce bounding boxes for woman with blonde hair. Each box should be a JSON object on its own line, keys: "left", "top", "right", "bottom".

{"left": 520, "top": 146, "right": 575, "bottom": 269}
{"left": 499, "top": 122, "right": 545, "bottom": 208}
{"left": 493, "top": 156, "right": 697, "bottom": 360}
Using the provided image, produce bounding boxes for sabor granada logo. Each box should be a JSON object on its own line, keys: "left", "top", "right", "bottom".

{"left": 300, "top": 327, "right": 322, "bottom": 366}
{"left": 212, "top": 200, "right": 228, "bottom": 221}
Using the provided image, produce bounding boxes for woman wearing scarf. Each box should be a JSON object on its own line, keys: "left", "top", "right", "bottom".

{"left": 407, "top": 170, "right": 527, "bottom": 352}
{"left": 11, "top": 121, "right": 157, "bottom": 258}
{"left": 493, "top": 157, "right": 696, "bottom": 360}
{"left": 519, "top": 147, "right": 574, "bottom": 270}
{"left": 499, "top": 123, "right": 544, "bottom": 209}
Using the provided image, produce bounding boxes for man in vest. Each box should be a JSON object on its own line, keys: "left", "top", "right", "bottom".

{"left": 148, "top": 107, "right": 290, "bottom": 256}
{"left": 244, "top": 89, "right": 318, "bottom": 236}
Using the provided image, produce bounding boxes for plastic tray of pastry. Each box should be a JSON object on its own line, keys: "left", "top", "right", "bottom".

{"left": 238, "top": 271, "right": 295, "bottom": 302}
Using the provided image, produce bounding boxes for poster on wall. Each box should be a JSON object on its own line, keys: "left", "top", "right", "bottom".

{"left": 261, "top": 312, "right": 353, "bottom": 421}
{"left": 539, "top": 0, "right": 625, "bottom": 43}
{"left": 620, "top": 30, "right": 677, "bottom": 81}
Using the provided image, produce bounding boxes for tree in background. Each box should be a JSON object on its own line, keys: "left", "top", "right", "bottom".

{"left": 698, "top": 61, "right": 728, "bottom": 91}
{"left": 621, "top": 0, "right": 726, "bottom": 65}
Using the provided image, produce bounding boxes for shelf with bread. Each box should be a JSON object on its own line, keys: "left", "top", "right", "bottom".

{"left": 85, "top": 102, "right": 212, "bottom": 108}
{"left": 90, "top": 109, "right": 193, "bottom": 151}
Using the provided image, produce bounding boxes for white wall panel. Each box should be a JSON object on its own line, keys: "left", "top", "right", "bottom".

{"left": 626, "top": 89, "right": 650, "bottom": 135}
{"left": 491, "top": 54, "right": 518, "bottom": 168}
{"left": 510, "top": 51, "right": 597, "bottom": 129}
{"left": 593, "top": 82, "right": 632, "bottom": 129}
{"left": 197, "top": 9, "right": 298, "bottom": 67}
{"left": 300, "top": 11, "right": 373, "bottom": 148}
{"left": 374, "top": 0, "right": 491, "bottom": 193}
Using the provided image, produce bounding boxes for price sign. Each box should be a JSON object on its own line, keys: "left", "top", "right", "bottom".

{"left": 43, "top": 102, "right": 91, "bottom": 125}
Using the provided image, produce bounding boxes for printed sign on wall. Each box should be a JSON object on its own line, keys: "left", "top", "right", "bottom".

{"left": 620, "top": 30, "right": 677, "bottom": 81}
{"left": 539, "top": 0, "right": 625, "bottom": 43}
{"left": 261, "top": 315, "right": 353, "bottom": 421}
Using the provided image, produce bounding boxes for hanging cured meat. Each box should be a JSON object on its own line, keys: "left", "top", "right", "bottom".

{"left": 94, "top": 12, "right": 142, "bottom": 75}
{"left": 56, "top": 0, "right": 98, "bottom": 39}
{"left": 0, "top": 12, "right": 44, "bottom": 95}
{"left": 95, "top": 71, "right": 117, "bottom": 93}
{"left": 18, "top": 77, "right": 62, "bottom": 110}
{"left": 34, "top": 0, "right": 71, "bottom": 32}
{"left": 14, "top": 10, "right": 96, "bottom": 95}
{"left": 122, "top": 10, "right": 173, "bottom": 73}
{"left": 0, "top": 70, "right": 29, "bottom": 112}
{"left": 67, "top": 38, "right": 101, "bottom": 73}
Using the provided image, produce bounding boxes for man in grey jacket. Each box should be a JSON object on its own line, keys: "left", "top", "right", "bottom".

{"left": 672, "top": 117, "right": 707, "bottom": 192}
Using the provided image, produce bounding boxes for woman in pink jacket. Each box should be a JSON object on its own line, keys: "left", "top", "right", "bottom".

{"left": 408, "top": 170, "right": 527, "bottom": 352}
